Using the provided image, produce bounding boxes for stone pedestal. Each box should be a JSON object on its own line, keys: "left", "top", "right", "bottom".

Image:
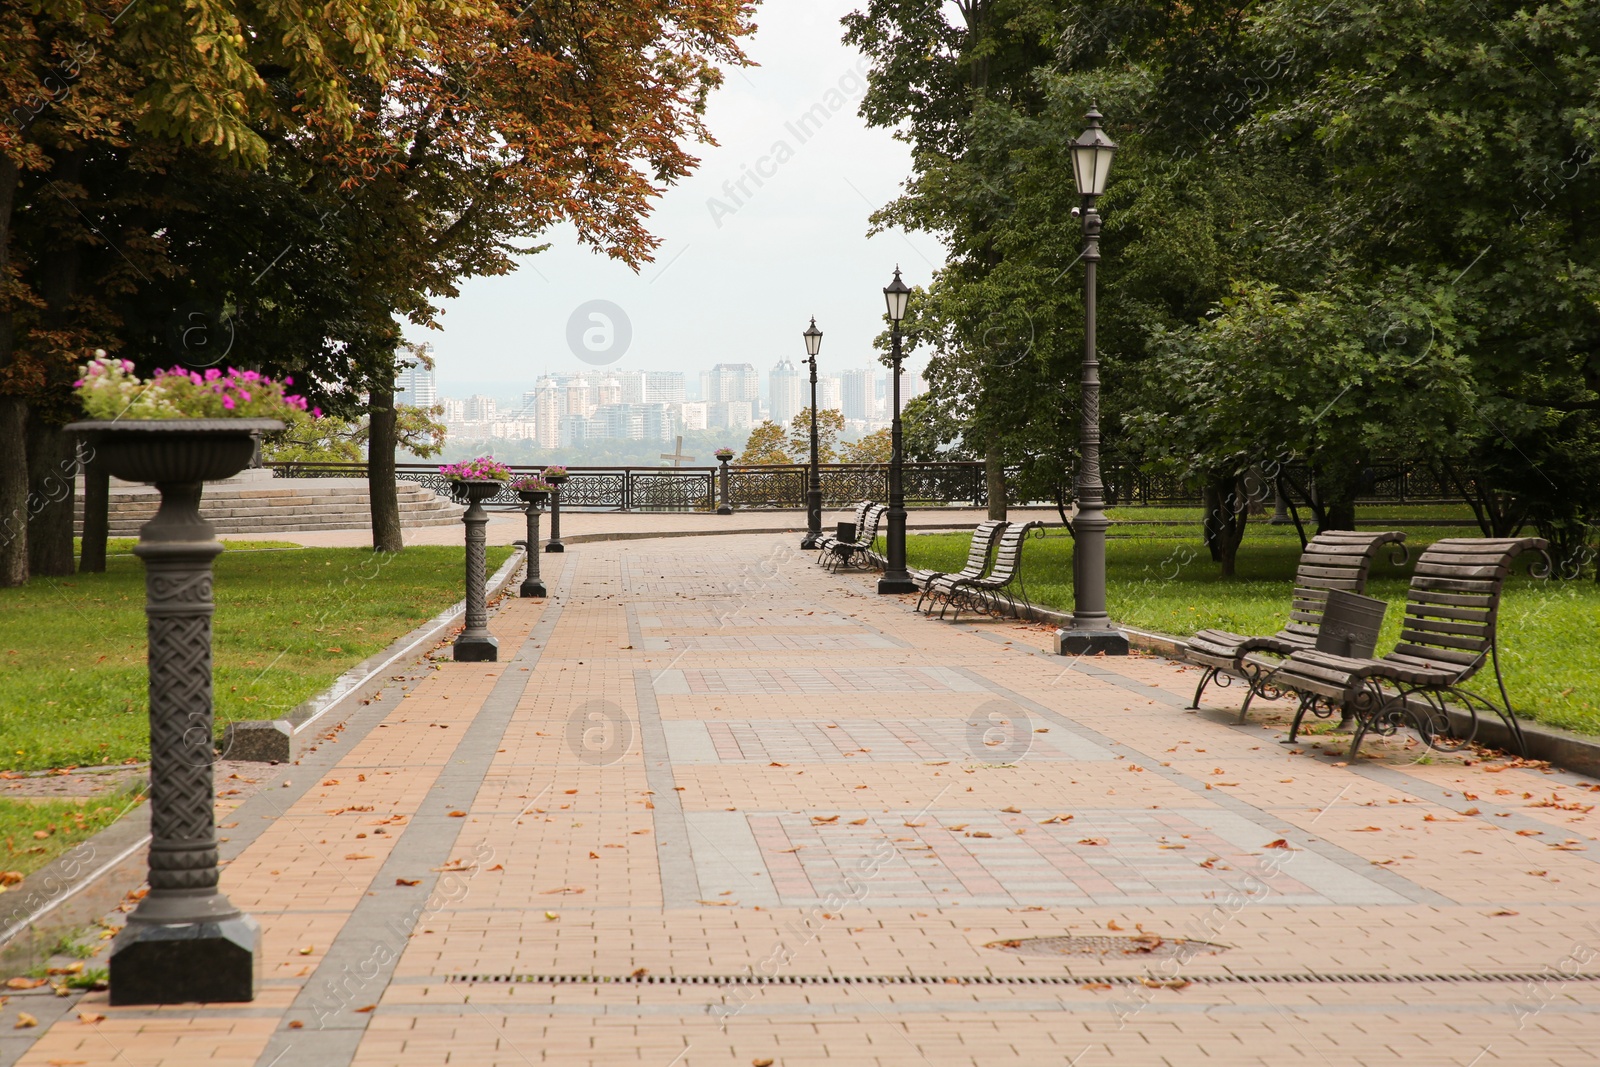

{"left": 65, "top": 418, "right": 278, "bottom": 1006}
{"left": 453, "top": 481, "right": 500, "bottom": 662}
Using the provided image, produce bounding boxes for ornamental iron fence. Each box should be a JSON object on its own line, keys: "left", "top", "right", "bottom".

{"left": 262, "top": 460, "right": 1456, "bottom": 511}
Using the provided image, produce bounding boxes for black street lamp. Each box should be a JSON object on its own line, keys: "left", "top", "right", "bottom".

{"left": 801, "top": 317, "right": 824, "bottom": 549}
{"left": 878, "top": 268, "right": 916, "bottom": 594}
{"left": 1056, "top": 106, "right": 1129, "bottom": 656}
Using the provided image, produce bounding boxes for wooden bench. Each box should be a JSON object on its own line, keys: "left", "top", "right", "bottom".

{"left": 815, "top": 501, "right": 873, "bottom": 562}
{"left": 940, "top": 521, "right": 1045, "bottom": 621}
{"left": 1270, "top": 537, "right": 1549, "bottom": 759}
{"left": 913, "top": 520, "right": 1008, "bottom": 614}
{"left": 826, "top": 504, "right": 887, "bottom": 572}
{"left": 1185, "top": 530, "right": 1408, "bottom": 723}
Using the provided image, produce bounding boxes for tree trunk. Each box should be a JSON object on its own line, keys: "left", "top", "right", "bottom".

{"left": 0, "top": 155, "right": 26, "bottom": 587}
{"left": 1313, "top": 462, "right": 1359, "bottom": 533}
{"left": 79, "top": 446, "right": 108, "bottom": 573}
{"left": 985, "top": 437, "right": 1006, "bottom": 521}
{"left": 368, "top": 379, "right": 403, "bottom": 553}
{"left": 1202, "top": 474, "right": 1249, "bottom": 578}
{"left": 27, "top": 147, "right": 83, "bottom": 576}
{"left": 25, "top": 415, "right": 76, "bottom": 576}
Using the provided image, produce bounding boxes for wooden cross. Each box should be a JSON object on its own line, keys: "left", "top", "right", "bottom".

{"left": 660, "top": 435, "right": 696, "bottom": 468}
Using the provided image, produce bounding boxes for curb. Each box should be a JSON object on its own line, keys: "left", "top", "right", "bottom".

{"left": 221, "top": 547, "right": 527, "bottom": 762}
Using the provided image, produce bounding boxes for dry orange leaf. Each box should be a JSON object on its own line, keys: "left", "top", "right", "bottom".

{"left": 395, "top": 878, "right": 421, "bottom": 887}
{"left": 447, "top": 811, "right": 467, "bottom": 818}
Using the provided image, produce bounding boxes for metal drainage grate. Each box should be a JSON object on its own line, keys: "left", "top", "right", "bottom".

{"left": 988, "top": 935, "right": 1226, "bottom": 961}
{"left": 445, "top": 971, "right": 1600, "bottom": 988}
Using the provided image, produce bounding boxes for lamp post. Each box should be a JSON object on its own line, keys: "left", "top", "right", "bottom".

{"left": 878, "top": 269, "right": 916, "bottom": 594}
{"left": 1056, "top": 106, "right": 1129, "bottom": 656}
{"left": 801, "top": 318, "right": 824, "bottom": 549}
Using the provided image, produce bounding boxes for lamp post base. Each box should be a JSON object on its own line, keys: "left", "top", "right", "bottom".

{"left": 800, "top": 532, "right": 823, "bottom": 550}
{"left": 877, "top": 575, "right": 917, "bottom": 595}
{"left": 453, "top": 633, "right": 499, "bottom": 662}
{"left": 110, "top": 915, "right": 260, "bottom": 1006}
{"left": 1054, "top": 628, "right": 1130, "bottom": 656}
{"left": 716, "top": 506, "right": 733, "bottom": 516}
{"left": 544, "top": 541, "right": 565, "bottom": 553}
{"left": 519, "top": 578, "right": 547, "bottom": 598}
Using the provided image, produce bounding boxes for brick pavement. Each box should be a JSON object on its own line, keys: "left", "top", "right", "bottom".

{"left": 12, "top": 532, "right": 1600, "bottom": 1066}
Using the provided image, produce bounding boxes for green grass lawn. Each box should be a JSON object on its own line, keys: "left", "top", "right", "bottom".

{"left": 0, "top": 545, "right": 512, "bottom": 771}
{"left": 906, "top": 516, "right": 1600, "bottom": 735}
{"left": 0, "top": 796, "right": 135, "bottom": 879}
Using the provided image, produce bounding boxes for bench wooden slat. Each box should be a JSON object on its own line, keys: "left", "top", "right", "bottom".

{"left": 1397, "top": 626, "right": 1488, "bottom": 653}
{"left": 1399, "top": 615, "right": 1490, "bottom": 638}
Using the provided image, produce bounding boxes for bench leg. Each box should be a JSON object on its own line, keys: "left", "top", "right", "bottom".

{"left": 1286, "top": 694, "right": 1316, "bottom": 742}
{"left": 1188, "top": 666, "right": 1217, "bottom": 710}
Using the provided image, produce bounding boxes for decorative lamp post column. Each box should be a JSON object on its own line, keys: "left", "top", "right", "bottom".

{"left": 801, "top": 318, "right": 824, "bottom": 549}
{"left": 715, "top": 449, "right": 735, "bottom": 514}
{"left": 65, "top": 418, "right": 276, "bottom": 1006}
{"left": 514, "top": 479, "right": 550, "bottom": 597}
{"left": 543, "top": 466, "right": 568, "bottom": 552}
{"left": 1055, "top": 106, "right": 1129, "bottom": 656}
{"left": 451, "top": 478, "right": 502, "bottom": 662}
{"left": 878, "top": 268, "right": 916, "bottom": 594}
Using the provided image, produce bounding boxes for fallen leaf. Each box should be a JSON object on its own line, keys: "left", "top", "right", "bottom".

{"left": 1262, "top": 839, "right": 1294, "bottom": 849}
{"left": 1106, "top": 920, "right": 1124, "bottom": 931}
{"left": 354, "top": 1004, "right": 376, "bottom": 1013}
{"left": 968, "top": 830, "right": 994, "bottom": 839}
{"left": 46, "top": 963, "right": 82, "bottom": 976}
{"left": 298, "top": 945, "right": 315, "bottom": 955}
{"left": 288, "top": 1021, "right": 305, "bottom": 1029}
{"left": 1516, "top": 829, "right": 1544, "bottom": 837}
{"left": 1077, "top": 837, "right": 1109, "bottom": 846}
{"left": 1000, "top": 806, "right": 1022, "bottom": 814}
{"left": 1489, "top": 910, "right": 1519, "bottom": 917}
{"left": 697, "top": 899, "right": 737, "bottom": 906}
{"left": 1462, "top": 808, "right": 1481, "bottom": 817}
{"left": 848, "top": 818, "right": 867, "bottom": 825}
{"left": 1351, "top": 827, "right": 1384, "bottom": 833}
{"left": 14, "top": 1012, "right": 36, "bottom": 1029}
{"left": 76, "top": 1011, "right": 105, "bottom": 1025}
{"left": 545, "top": 911, "right": 559, "bottom": 920}
{"left": 812, "top": 816, "right": 839, "bottom": 824}
{"left": 632, "top": 967, "right": 649, "bottom": 978}
{"left": 540, "top": 886, "right": 586, "bottom": 894}
{"left": 395, "top": 878, "right": 421, "bottom": 887}
{"left": 488, "top": 863, "right": 504, "bottom": 871}
{"left": 753, "top": 1059, "right": 775, "bottom": 1067}
{"left": 344, "top": 853, "right": 373, "bottom": 861}
{"left": 447, "top": 811, "right": 467, "bottom": 818}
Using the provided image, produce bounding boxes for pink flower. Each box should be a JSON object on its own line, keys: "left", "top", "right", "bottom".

{"left": 223, "top": 397, "right": 236, "bottom": 410}
{"left": 283, "top": 376, "right": 293, "bottom": 385}
{"left": 312, "top": 407, "right": 322, "bottom": 418}
{"left": 240, "top": 390, "right": 251, "bottom": 401}
{"left": 205, "top": 368, "right": 221, "bottom": 381}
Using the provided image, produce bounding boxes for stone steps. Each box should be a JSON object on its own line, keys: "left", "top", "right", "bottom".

{"left": 73, "top": 477, "right": 464, "bottom": 536}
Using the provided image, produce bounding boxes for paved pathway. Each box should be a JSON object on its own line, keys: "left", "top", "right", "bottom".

{"left": 14, "top": 533, "right": 1600, "bottom": 1065}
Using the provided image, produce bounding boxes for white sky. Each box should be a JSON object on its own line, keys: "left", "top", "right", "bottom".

{"left": 409, "top": 1, "right": 947, "bottom": 399}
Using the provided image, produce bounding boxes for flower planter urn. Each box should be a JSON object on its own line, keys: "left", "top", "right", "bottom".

{"left": 450, "top": 479, "right": 503, "bottom": 661}
{"left": 516, "top": 489, "right": 549, "bottom": 597}
{"left": 65, "top": 418, "right": 281, "bottom": 1006}
{"left": 543, "top": 473, "right": 569, "bottom": 552}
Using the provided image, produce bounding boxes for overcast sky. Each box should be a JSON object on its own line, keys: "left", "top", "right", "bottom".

{"left": 407, "top": 2, "right": 947, "bottom": 399}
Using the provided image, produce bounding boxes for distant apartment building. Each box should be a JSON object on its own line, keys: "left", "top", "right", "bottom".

{"left": 769, "top": 360, "right": 803, "bottom": 426}
{"left": 439, "top": 397, "right": 466, "bottom": 423}
{"left": 702, "top": 363, "right": 760, "bottom": 406}
{"left": 463, "top": 394, "right": 496, "bottom": 421}
{"left": 644, "top": 371, "right": 686, "bottom": 403}
{"left": 817, "top": 375, "right": 842, "bottom": 413}
{"left": 680, "top": 402, "right": 709, "bottom": 431}
{"left": 395, "top": 358, "right": 438, "bottom": 410}
{"left": 840, "top": 368, "right": 873, "bottom": 422}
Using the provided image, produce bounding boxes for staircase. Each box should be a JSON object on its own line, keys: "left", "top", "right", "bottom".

{"left": 73, "top": 476, "right": 465, "bottom": 536}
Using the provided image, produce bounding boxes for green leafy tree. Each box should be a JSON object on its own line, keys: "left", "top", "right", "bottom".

{"left": 788, "top": 408, "right": 843, "bottom": 464}
{"left": 739, "top": 421, "right": 791, "bottom": 465}
{"left": 843, "top": 427, "right": 892, "bottom": 464}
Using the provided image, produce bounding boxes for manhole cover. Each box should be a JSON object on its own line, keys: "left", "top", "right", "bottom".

{"left": 987, "top": 935, "right": 1227, "bottom": 960}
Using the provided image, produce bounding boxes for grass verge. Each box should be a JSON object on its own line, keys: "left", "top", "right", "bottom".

{"left": 906, "top": 519, "right": 1600, "bottom": 735}
{"left": 0, "top": 796, "right": 136, "bottom": 880}
{"left": 0, "top": 545, "right": 512, "bottom": 771}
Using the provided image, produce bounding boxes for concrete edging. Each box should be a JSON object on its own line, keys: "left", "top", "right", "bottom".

{"left": 221, "top": 548, "right": 527, "bottom": 762}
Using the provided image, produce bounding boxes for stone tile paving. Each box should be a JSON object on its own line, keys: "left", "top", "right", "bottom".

{"left": 13, "top": 533, "right": 1600, "bottom": 1066}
